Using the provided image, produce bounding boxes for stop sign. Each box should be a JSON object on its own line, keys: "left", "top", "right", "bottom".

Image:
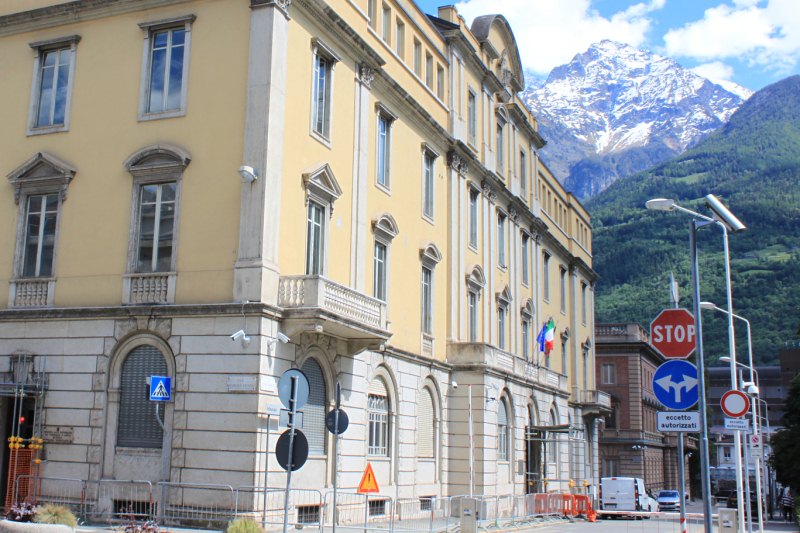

{"left": 650, "top": 308, "right": 697, "bottom": 359}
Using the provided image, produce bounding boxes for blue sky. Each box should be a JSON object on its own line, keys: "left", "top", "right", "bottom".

{"left": 413, "top": 0, "right": 800, "bottom": 91}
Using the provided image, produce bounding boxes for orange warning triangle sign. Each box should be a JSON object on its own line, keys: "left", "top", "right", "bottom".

{"left": 357, "top": 462, "right": 380, "bottom": 493}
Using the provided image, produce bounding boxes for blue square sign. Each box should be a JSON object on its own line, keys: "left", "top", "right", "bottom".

{"left": 149, "top": 375, "right": 171, "bottom": 402}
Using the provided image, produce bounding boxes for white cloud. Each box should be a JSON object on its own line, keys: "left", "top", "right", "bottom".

{"left": 663, "top": 0, "right": 800, "bottom": 75}
{"left": 453, "top": 0, "right": 665, "bottom": 76}
{"left": 690, "top": 61, "right": 749, "bottom": 97}
{"left": 691, "top": 61, "right": 736, "bottom": 82}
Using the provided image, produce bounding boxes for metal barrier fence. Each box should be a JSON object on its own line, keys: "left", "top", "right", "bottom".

{"left": 597, "top": 510, "right": 712, "bottom": 533}
{"left": 12, "top": 475, "right": 587, "bottom": 531}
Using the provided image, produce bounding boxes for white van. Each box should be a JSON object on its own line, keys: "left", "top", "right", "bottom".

{"left": 599, "top": 477, "right": 656, "bottom": 514}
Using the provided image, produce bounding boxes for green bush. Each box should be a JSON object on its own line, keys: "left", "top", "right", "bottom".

{"left": 226, "top": 518, "right": 263, "bottom": 533}
{"left": 32, "top": 504, "right": 77, "bottom": 527}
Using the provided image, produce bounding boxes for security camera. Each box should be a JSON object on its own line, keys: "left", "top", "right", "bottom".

{"left": 451, "top": 380, "right": 458, "bottom": 389}
{"left": 705, "top": 194, "right": 746, "bottom": 233}
{"left": 276, "top": 332, "right": 290, "bottom": 344}
{"left": 745, "top": 383, "right": 760, "bottom": 396}
{"left": 230, "top": 330, "right": 250, "bottom": 344}
{"left": 238, "top": 165, "right": 258, "bottom": 183}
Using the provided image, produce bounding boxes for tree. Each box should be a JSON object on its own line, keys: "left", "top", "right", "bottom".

{"left": 770, "top": 375, "right": 800, "bottom": 491}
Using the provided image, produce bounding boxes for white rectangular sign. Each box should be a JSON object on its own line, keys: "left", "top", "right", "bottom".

{"left": 724, "top": 418, "right": 750, "bottom": 431}
{"left": 750, "top": 434, "right": 762, "bottom": 450}
{"left": 658, "top": 411, "right": 700, "bottom": 432}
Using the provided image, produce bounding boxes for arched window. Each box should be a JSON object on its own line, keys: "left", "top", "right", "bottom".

{"left": 301, "top": 358, "right": 327, "bottom": 455}
{"left": 417, "top": 387, "right": 435, "bottom": 458}
{"left": 498, "top": 397, "right": 510, "bottom": 461}
{"left": 368, "top": 378, "right": 390, "bottom": 456}
{"left": 547, "top": 408, "right": 559, "bottom": 467}
{"left": 118, "top": 345, "right": 168, "bottom": 448}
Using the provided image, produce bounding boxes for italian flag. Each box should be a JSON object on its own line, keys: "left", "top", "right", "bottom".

{"left": 537, "top": 319, "right": 556, "bottom": 356}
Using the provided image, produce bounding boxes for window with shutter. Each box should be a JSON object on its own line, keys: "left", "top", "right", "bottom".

{"left": 301, "top": 358, "right": 327, "bottom": 455}
{"left": 498, "top": 398, "right": 509, "bottom": 461}
{"left": 417, "top": 388, "right": 434, "bottom": 458}
{"left": 118, "top": 345, "right": 167, "bottom": 448}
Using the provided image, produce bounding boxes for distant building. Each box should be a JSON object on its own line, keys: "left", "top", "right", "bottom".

{"left": 595, "top": 323, "right": 696, "bottom": 494}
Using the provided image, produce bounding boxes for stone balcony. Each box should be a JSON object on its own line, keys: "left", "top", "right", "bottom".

{"left": 8, "top": 278, "right": 55, "bottom": 307}
{"left": 446, "top": 342, "right": 568, "bottom": 393}
{"left": 277, "top": 275, "right": 390, "bottom": 347}
{"left": 572, "top": 388, "right": 613, "bottom": 415}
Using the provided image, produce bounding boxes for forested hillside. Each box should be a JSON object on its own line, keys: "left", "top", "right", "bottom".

{"left": 589, "top": 76, "right": 800, "bottom": 364}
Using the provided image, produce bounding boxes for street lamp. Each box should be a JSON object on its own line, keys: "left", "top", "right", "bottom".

{"left": 646, "top": 195, "right": 746, "bottom": 533}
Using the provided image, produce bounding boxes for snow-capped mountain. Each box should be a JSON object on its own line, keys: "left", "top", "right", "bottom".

{"left": 522, "top": 40, "right": 753, "bottom": 198}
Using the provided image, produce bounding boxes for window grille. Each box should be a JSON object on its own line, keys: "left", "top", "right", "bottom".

{"left": 368, "top": 390, "right": 389, "bottom": 456}
{"left": 417, "top": 389, "right": 434, "bottom": 458}
{"left": 301, "top": 359, "right": 327, "bottom": 454}
{"left": 118, "top": 346, "right": 167, "bottom": 447}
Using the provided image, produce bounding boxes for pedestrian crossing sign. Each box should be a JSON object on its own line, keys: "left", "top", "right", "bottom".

{"left": 149, "top": 376, "right": 171, "bottom": 402}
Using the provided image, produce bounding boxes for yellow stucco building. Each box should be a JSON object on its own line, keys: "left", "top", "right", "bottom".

{"left": 0, "top": 0, "right": 609, "bottom": 520}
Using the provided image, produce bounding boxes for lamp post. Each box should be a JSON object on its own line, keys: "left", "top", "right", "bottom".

{"left": 646, "top": 195, "right": 746, "bottom": 533}
{"left": 755, "top": 397, "right": 772, "bottom": 517}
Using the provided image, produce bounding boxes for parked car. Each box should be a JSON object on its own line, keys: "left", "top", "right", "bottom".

{"left": 726, "top": 492, "right": 762, "bottom": 514}
{"left": 657, "top": 490, "right": 682, "bottom": 512}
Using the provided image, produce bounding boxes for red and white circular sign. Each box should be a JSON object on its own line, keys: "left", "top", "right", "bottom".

{"left": 721, "top": 390, "right": 750, "bottom": 418}
{"left": 650, "top": 308, "right": 697, "bottom": 359}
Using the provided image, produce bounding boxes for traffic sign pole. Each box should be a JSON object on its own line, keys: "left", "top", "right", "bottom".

{"left": 283, "top": 376, "right": 298, "bottom": 533}
{"left": 333, "top": 383, "right": 340, "bottom": 533}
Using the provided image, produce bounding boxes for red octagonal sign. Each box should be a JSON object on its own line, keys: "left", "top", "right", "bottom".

{"left": 650, "top": 308, "right": 697, "bottom": 359}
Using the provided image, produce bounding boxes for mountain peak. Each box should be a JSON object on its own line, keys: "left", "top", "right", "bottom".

{"left": 524, "top": 41, "right": 751, "bottom": 198}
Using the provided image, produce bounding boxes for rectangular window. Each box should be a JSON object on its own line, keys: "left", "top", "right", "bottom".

{"left": 368, "top": 499, "right": 387, "bottom": 516}
{"left": 497, "top": 213, "right": 506, "bottom": 268}
{"left": 469, "top": 188, "right": 479, "bottom": 248}
{"left": 425, "top": 53, "right": 433, "bottom": 88}
{"left": 146, "top": 27, "right": 186, "bottom": 115}
{"left": 368, "top": 394, "right": 389, "bottom": 456}
{"left": 467, "top": 90, "right": 477, "bottom": 146}
{"left": 413, "top": 39, "right": 421, "bottom": 76}
{"left": 421, "top": 266, "right": 433, "bottom": 334}
{"left": 22, "top": 194, "right": 59, "bottom": 278}
{"left": 601, "top": 363, "right": 615, "bottom": 385}
{"left": 468, "top": 291, "right": 478, "bottom": 342}
{"left": 381, "top": 5, "right": 391, "bottom": 43}
{"left": 496, "top": 123, "right": 505, "bottom": 175}
{"left": 560, "top": 267, "right": 567, "bottom": 313}
{"left": 422, "top": 151, "right": 435, "bottom": 219}
{"left": 296, "top": 506, "right": 321, "bottom": 525}
{"left": 136, "top": 182, "right": 176, "bottom": 273}
{"left": 368, "top": 0, "right": 377, "bottom": 27}
{"left": 497, "top": 306, "right": 506, "bottom": 350}
{"left": 34, "top": 47, "right": 73, "bottom": 128}
{"left": 520, "top": 151, "right": 527, "bottom": 197}
{"left": 436, "top": 64, "right": 444, "bottom": 99}
{"left": 581, "top": 282, "right": 587, "bottom": 324}
{"left": 522, "top": 234, "right": 529, "bottom": 285}
{"left": 373, "top": 241, "right": 387, "bottom": 301}
{"left": 306, "top": 201, "right": 325, "bottom": 275}
{"left": 395, "top": 20, "right": 405, "bottom": 58}
{"left": 312, "top": 54, "right": 333, "bottom": 138}
{"left": 522, "top": 319, "right": 530, "bottom": 360}
{"left": 543, "top": 253, "right": 551, "bottom": 301}
{"left": 376, "top": 112, "right": 392, "bottom": 188}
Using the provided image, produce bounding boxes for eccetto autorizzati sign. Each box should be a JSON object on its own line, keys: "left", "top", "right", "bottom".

{"left": 657, "top": 411, "right": 700, "bottom": 432}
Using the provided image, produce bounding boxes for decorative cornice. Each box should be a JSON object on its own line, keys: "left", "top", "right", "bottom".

{"left": 251, "top": 0, "right": 291, "bottom": 16}
{"left": 481, "top": 179, "right": 496, "bottom": 203}
{"left": 508, "top": 207, "right": 519, "bottom": 223}
{"left": 446, "top": 151, "right": 468, "bottom": 176}
{"left": 0, "top": 0, "right": 193, "bottom": 37}
{"left": 358, "top": 63, "right": 375, "bottom": 89}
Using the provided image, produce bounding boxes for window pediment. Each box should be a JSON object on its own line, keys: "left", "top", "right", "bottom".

{"left": 124, "top": 144, "right": 191, "bottom": 180}
{"left": 521, "top": 298, "right": 534, "bottom": 319}
{"left": 465, "top": 265, "right": 485, "bottom": 292}
{"left": 496, "top": 285, "right": 512, "bottom": 306}
{"left": 420, "top": 242, "right": 442, "bottom": 268}
{"left": 7, "top": 152, "right": 76, "bottom": 204}
{"left": 303, "top": 163, "right": 342, "bottom": 206}
{"left": 372, "top": 213, "right": 399, "bottom": 242}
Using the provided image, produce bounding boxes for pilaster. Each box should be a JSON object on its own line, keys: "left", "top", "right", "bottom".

{"left": 234, "top": 0, "right": 291, "bottom": 304}
{"left": 349, "top": 64, "right": 374, "bottom": 291}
